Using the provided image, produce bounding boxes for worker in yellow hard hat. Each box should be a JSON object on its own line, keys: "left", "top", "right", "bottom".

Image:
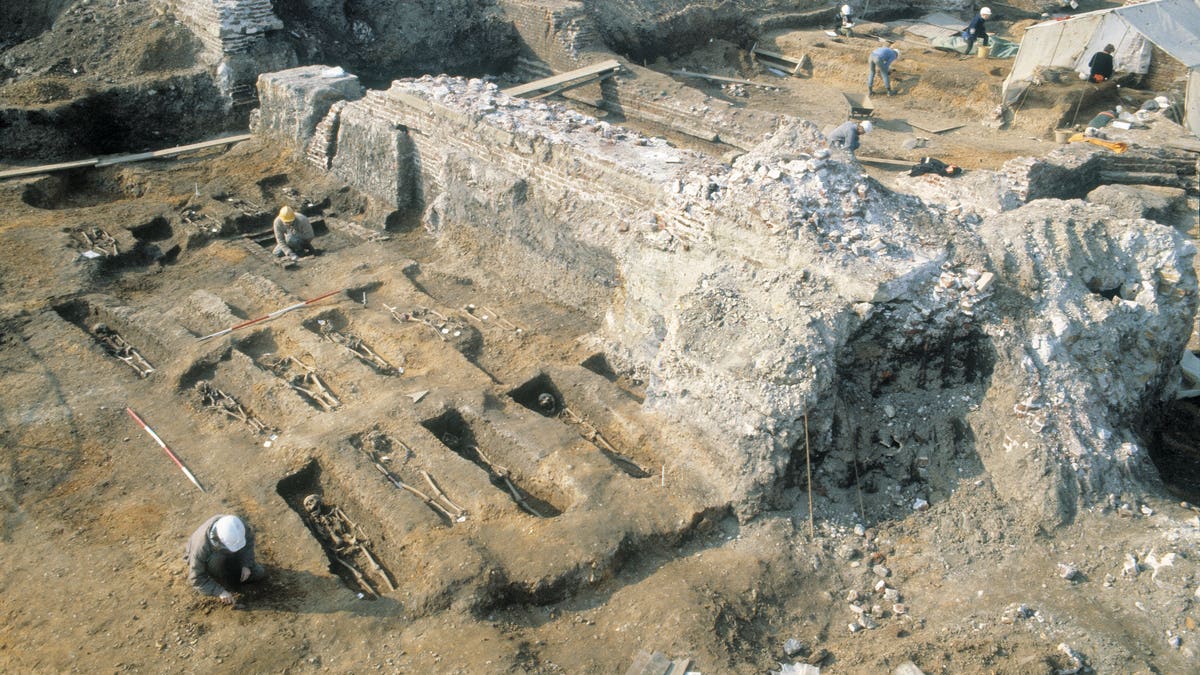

{"left": 273, "top": 205, "right": 317, "bottom": 261}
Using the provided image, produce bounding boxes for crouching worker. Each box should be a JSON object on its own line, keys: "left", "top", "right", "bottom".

{"left": 186, "top": 514, "right": 266, "bottom": 605}
{"left": 273, "top": 205, "right": 317, "bottom": 261}
{"left": 828, "top": 119, "right": 872, "bottom": 154}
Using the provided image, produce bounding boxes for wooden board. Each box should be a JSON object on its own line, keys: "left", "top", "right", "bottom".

{"left": 625, "top": 650, "right": 673, "bottom": 675}
{"left": 530, "top": 70, "right": 617, "bottom": 100}
{"left": 1165, "top": 136, "right": 1200, "bottom": 153}
{"left": 753, "top": 47, "right": 799, "bottom": 66}
{"left": 907, "top": 120, "right": 965, "bottom": 134}
{"left": 0, "top": 133, "right": 252, "bottom": 180}
{"left": 671, "top": 69, "right": 780, "bottom": 90}
{"left": 94, "top": 133, "right": 253, "bottom": 167}
{"left": 0, "top": 158, "right": 99, "bottom": 180}
{"left": 856, "top": 155, "right": 914, "bottom": 168}
{"left": 501, "top": 59, "right": 622, "bottom": 98}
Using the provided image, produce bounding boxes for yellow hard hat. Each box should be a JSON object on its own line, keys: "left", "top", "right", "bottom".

{"left": 279, "top": 205, "right": 296, "bottom": 222}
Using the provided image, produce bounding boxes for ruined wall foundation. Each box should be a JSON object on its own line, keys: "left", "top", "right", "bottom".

{"left": 256, "top": 66, "right": 1199, "bottom": 525}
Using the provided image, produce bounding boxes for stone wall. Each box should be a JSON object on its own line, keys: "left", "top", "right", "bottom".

{"left": 255, "top": 67, "right": 1198, "bottom": 526}
{"left": 253, "top": 66, "right": 364, "bottom": 149}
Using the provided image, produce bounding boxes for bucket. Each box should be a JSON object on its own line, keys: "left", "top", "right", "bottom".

{"left": 977, "top": 44, "right": 990, "bottom": 59}
{"left": 1054, "top": 129, "right": 1071, "bottom": 144}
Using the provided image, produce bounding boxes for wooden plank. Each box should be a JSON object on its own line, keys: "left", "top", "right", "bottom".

{"left": 856, "top": 155, "right": 914, "bottom": 168}
{"left": 531, "top": 70, "right": 617, "bottom": 100}
{"left": 908, "top": 120, "right": 965, "bottom": 134}
{"left": 666, "top": 658, "right": 692, "bottom": 674}
{"left": 0, "top": 133, "right": 252, "bottom": 180}
{"left": 753, "top": 46, "right": 800, "bottom": 67}
{"left": 670, "top": 69, "right": 780, "bottom": 90}
{"left": 502, "top": 59, "right": 622, "bottom": 97}
{"left": 625, "top": 651, "right": 655, "bottom": 675}
{"left": 0, "top": 158, "right": 99, "bottom": 180}
{"left": 95, "top": 133, "right": 253, "bottom": 167}
{"left": 1165, "top": 137, "right": 1200, "bottom": 153}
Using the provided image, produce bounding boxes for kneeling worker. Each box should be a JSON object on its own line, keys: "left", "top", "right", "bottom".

{"left": 828, "top": 119, "right": 873, "bottom": 154}
{"left": 186, "top": 514, "right": 266, "bottom": 604}
{"left": 1088, "top": 44, "right": 1115, "bottom": 82}
{"left": 273, "top": 205, "right": 317, "bottom": 261}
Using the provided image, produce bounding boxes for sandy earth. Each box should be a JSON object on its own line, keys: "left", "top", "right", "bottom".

{"left": 3, "top": 4, "right": 1200, "bottom": 675}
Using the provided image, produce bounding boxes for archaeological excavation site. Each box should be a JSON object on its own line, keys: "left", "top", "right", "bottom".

{"left": 6, "top": 0, "right": 1200, "bottom": 672}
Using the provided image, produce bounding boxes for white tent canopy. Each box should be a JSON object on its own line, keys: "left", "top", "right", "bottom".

{"left": 1003, "top": 0, "right": 1200, "bottom": 133}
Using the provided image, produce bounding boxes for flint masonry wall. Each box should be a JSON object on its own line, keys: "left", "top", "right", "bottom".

{"left": 256, "top": 67, "right": 1198, "bottom": 524}
{"left": 258, "top": 68, "right": 958, "bottom": 516}
{"left": 322, "top": 76, "right": 713, "bottom": 292}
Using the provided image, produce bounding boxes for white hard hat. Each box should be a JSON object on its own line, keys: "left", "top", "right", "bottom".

{"left": 841, "top": 4, "right": 852, "bottom": 14}
{"left": 893, "top": 50, "right": 901, "bottom": 61}
{"left": 860, "top": 120, "right": 874, "bottom": 133}
{"left": 980, "top": 6, "right": 992, "bottom": 16}
{"left": 215, "top": 515, "right": 246, "bottom": 552}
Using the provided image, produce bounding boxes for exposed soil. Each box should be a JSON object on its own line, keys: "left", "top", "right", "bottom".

{"left": 2, "top": 2, "right": 1200, "bottom": 674}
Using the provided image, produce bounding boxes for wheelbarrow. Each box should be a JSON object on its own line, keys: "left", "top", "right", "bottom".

{"left": 843, "top": 91, "right": 875, "bottom": 119}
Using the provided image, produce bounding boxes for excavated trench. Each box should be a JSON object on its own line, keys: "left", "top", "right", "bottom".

{"left": 509, "top": 373, "right": 649, "bottom": 478}
{"left": 789, "top": 304, "right": 994, "bottom": 524}
{"left": 421, "top": 408, "right": 564, "bottom": 518}
{"left": 1150, "top": 398, "right": 1200, "bottom": 504}
{"left": 277, "top": 459, "right": 397, "bottom": 599}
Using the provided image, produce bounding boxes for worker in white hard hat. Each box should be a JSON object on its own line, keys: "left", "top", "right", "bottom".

{"left": 827, "top": 119, "right": 872, "bottom": 154}
{"left": 272, "top": 204, "right": 317, "bottom": 262}
{"left": 837, "top": 4, "right": 855, "bottom": 35}
{"left": 963, "top": 7, "right": 992, "bottom": 55}
{"left": 185, "top": 514, "right": 266, "bottom": 604}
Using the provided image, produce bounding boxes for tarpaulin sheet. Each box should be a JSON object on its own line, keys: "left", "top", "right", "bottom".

{"left": 931, "top": 34, "right": 1019, "bottom": 58}
{"left": 1001, "top": 0, "right": 1200, "bottom": 134}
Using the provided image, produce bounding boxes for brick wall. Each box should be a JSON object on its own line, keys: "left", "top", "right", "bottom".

{"left": 498, "top": 0, "right": 600, "bottom": 71}
{"left": 160, "top": 0, "right": 283, "bottom": 57}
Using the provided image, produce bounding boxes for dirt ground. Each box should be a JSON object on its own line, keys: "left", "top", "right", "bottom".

{"left": 4, "top": 5, "right": 1200, "bottom": 675}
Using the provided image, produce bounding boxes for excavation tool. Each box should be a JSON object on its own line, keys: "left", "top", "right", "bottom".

{"left": 317, "top": 321, "right": 400, "bottom": 375}
{"left": 196, "top": 381, "right": 275, "bottom": 435}
{"left": 196, "top": 288, "right": 343, "bottom": 342}
{"left": 353, "top": 433, "right": 466, "bottom": 523}
{"left": 126, "top": 407, "right": 205, "bottom": 492}
{"left": 302, "top": 494, "right": 395, "bottom": 595}
{"left": 269, "top": 356, "right": 340, "bottom": 411}
{"left": 91, "top": 323, "right": 155, "bottom": 377}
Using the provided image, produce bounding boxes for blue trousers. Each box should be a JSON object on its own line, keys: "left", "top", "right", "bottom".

{"left": 868, "top": 57, "right": 891, "bottom": 92}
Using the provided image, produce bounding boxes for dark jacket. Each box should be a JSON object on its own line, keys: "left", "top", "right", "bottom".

{"left": 185, "top": 515, "right": 258, "bottom": 597}
{"left": 1089, "top": 51, "right": 1114, "bottom": 80}
{"left": 966, "top": 14, "right": 988, "bottom": 38}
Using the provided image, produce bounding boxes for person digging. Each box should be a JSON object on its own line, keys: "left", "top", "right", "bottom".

{"left": 185, "top": 514, "right": 266, "bottom": 606}
{"left": 828, "top": 119, "right": 873, "bottom": 155}
{"left": 273, "top": 205, "right": 318, "bottom": 262}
